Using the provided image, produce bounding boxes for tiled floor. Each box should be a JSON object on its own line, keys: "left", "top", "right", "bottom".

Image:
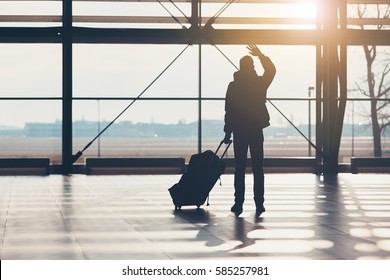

{"left": 0, "top": 173, "right": 390, "bottom": 260}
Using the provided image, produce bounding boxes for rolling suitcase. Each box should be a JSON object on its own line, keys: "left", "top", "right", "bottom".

{"left": 168, "top": 140, "right": 232, "bottom": 210}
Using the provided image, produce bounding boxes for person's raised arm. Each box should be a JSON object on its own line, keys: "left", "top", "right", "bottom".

{"left": 247, "top": 44, "right": 276, "bottom": 89}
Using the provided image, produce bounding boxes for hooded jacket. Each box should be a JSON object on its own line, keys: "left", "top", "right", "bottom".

{"left": 224, "top": 55, "right": 276, "bottom": 134}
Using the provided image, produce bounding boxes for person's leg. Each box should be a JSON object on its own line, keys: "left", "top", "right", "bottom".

{"left": 232, "top": 132, "right": 248, "bottom": 213}
{"left": 249, "top": 130, "right": 265, "bottom": 214}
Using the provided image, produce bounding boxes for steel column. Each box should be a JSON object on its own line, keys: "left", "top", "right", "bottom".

{"left": 332, "top": 0, "right": 348, "bottom": 166}
{"left": 62, "top": 0, "right": 73, "bottom": 174}
{"left": 192, "top": 0, "right": 202, "bottom": 153}
{"left": 319, "top": 0, "right": 348, "bottom": 174}
{"left": 315, "top": 0, "right": 323, "bottom": 172}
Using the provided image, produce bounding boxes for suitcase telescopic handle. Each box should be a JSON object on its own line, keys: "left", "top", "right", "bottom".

{"left": 215, "top": 140, "right": 232, "bottom": 159}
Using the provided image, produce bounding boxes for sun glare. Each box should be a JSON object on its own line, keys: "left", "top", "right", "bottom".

{"left": 293, "top": 3, "right": 317, "bottom": 18}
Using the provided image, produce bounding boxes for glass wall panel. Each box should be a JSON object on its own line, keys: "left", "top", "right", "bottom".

{"left": 0, "top": 100, "right": 62, "bottom": 163}
{"left": 0, "top": 43, "right": 62, "bottom": 164}
{"left": 341, "top": 100, "right": 390, "bottom": 162}
{"left": 347, "top": 3, "right": 390, "bottom": 30}
{"left": 73, "top": 100, "right": 198, "bottom": 163}
{"left": 73, "top": 1, "right": 191, "bottom": 29}
{"left": 204, "top": 1, "right": 317, "bottom": 30}
{"left": 265, "top": 100, "right": 315, "bottom": 158}
{"left": 0, "top": 0, "right": 62, "bottom": 27}
{"left": 346, "top": 45, "right": 390, "bottom": 162}
{"left": 73, "top": 44, "right": 197, "bottom": 98}
{"left": 201, "top": 100, "right": 225, "bottom": 155}
{"left": 202, "top": 100, "right": 315, "bottom": 158}
{"left": 201, "top": 45, "right": 240, "bottom": 99}
{"left": 202, "top": 45, "right": 316, "bottom": 99}
{"left": 0, "top": 44, "right": 62, "bottom": 97}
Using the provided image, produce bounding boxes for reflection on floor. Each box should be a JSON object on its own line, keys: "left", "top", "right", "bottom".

{"left": 0, "top": 173, "right": 390, "bottom": 260}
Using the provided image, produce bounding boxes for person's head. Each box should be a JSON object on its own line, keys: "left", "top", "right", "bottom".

{"left": 239, "top": 55, "right": 254, "bottom": 72}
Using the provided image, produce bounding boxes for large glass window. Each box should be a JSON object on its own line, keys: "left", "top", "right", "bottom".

{"left": 73, "top": 44, "right": 197, "bottom": 98}
{"left": 73, "top": 44, "right": 199, "bottom": 163}
{"left": 0, "top": 0, "right": 62, "bottom": 27}
{"left": 0, "top": 44, "right": 62, "bottom": 97}
{"left": 343, "top": 45, "right": 390, "bottom": 162}
{"left": 0, "top": 100, "right": 62, "bottom": 163}
{"left": 201, "top": 1, "right": 317, "bottom": 30}
{"left": 73, "top": 1, "right": 191, "bottom": 29}
{"left": 340, "top": 100, "right": 386, "bottom": 163}
{"left": 73, "top": 100, "right": 198, "bottom": 163}
{"left": 0, "top": 44, "right": 62, "bottom": 163}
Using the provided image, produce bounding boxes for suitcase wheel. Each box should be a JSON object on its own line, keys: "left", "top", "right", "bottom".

{"left": 175, "top": 205, "right": 182, "bottom": 211}
{"left": 196, "top": 205, "right": 201, "bottom": 209}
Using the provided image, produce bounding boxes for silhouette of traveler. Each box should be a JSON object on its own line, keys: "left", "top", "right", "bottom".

{"left": 223, "top": 44, "right": 276, "bottom": 218}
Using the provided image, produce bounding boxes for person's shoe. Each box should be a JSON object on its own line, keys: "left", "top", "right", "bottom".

{"left": 255, "top": 206, "right": 266, "bottom": 218}
{"left": 230, "top": 203, "right": 243, "bottom": 216}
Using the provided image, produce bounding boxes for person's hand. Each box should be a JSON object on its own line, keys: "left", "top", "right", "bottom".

{"left": 223, "top": 132, "right": 232, "bottom": 144}
{"left": 247, "top": 44, "right": 263, "bottom": 58}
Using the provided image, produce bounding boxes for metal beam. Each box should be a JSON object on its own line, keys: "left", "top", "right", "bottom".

{"left": 2, "top": 16, "right": 390, "bottom": 26}
{"left": 73, "top": 28, "right": 390, "bottom": 45}
{"left": 1, "top": 26, "right": 389, "bottom": 45}
{"left": 0, "top": 27, "right": 61, "bottom": 43}
{"left": 62, "top": 0, "right": 73, "bottom": 174}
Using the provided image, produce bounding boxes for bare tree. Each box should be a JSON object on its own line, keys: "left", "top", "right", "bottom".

{"left": 352, "top": 4, "right": 390, "bottom": 157}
